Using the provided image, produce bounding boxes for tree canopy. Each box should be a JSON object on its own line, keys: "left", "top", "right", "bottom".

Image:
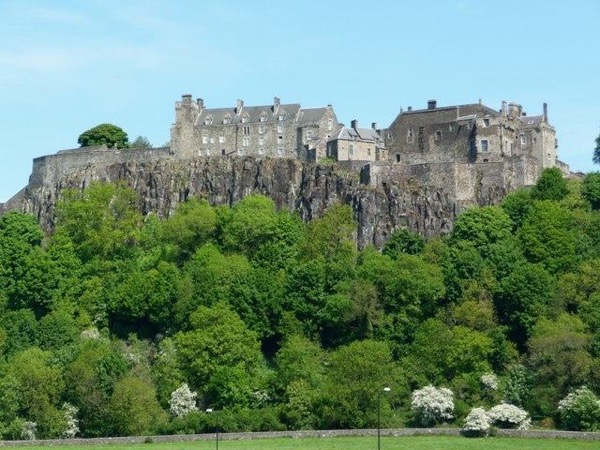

{"left": 77, "top": 124, "right": 129, "bottom": 149}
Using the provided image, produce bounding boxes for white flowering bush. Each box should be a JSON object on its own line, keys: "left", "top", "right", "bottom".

{"left": 480, "top": 372, "right": 499, "bottom": 391}
{"left": 169, "top": 383, "right": 199, "bottom": 417}
{"left": 462, "top": 407, "right": 491, "bottom": 437}
{"left": 21, "top": 421, "right": 36, "bottom": 440}
{"left": 61, "top": 403, "right": 80, "bottom": 438}
{"left": 487, "top": 402, "right": 531, "bottom": 430}
{"left": 411, "top": 385, "right": 454, "bottom": 426}
{"left": 557, "top": 386, "right": 600, "bottom": 431}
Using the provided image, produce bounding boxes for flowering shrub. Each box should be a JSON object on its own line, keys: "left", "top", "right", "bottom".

{"left": 557, "top": 386, "right": 600, "bottom": 431}
{"left": 410, "top": 385, "right": 454, "bottom": 426}
{"left": 169, "top": 383, "right": 199, "bottom": 417}
{"left": 462, "top": 407, "right": 491, "bottom": 437}
{"left": 61, "top": 403, "right": 80, "bottom": 438}
{"left": 480, "top": 372, "right": 499, "bottom": 391}
{"left": 21, "top": 421, "right": 36, "bottom": 440}
{"left": 487, "top": 402, "right": 531, "bottom": 430}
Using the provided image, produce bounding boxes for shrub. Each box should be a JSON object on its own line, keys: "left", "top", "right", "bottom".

{"left": 410, "top": 385, "right": 454, "bottom": 427}
{"left": 557, "top": 386, "right": 600, "bottom": 431}
{"left": 480, "top": 373, "right": 498, "bottom": 391}
{"left": 487, "top": 402, "right": 530, "bottom": 430}
{"left": 169, "top": 383, "right": 199, "bottom": 418}
{"left": 462, "top": 407, "right": 491, "bottom": 437}
{"left": 61, "top": 403, "right": 79, "bottom": 438}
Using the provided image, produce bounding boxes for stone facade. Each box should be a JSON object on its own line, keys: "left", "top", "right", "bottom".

{"left": 170, "top": 95, "right": 338, "bottom": 161}
{"left": 385, "top": 99, "right": 557, "bottom": 186}
{"left": 0, "top": 95, "right": 566, "bottom": 245}
{"left": 327, "top": 120, "right": 387, "bottom": 162}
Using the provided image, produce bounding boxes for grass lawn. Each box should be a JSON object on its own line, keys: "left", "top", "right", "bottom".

{"left": 11, "top": 435, "right": 600, "bottom": 450}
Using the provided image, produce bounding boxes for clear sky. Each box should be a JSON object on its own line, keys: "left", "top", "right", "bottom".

{"left": 1, "top": 0, "right": 599, "bottom": 202}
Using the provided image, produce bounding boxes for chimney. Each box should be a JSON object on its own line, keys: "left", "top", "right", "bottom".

{"left": 501, "top": 101, "right": 507, "bottom": 117}
{"left": 427, "top": 99, "right": 437, "bottom": 110}
{"left": 407, "top": 106, "right": 412, "bottom": 112}
{"left": 351, "top": 119, "right": 358, "bottom": 129}
{"left": 196, "top": 98, "right": 204, "bottom": 108}
{"left": 236, "top": 99, "right": 244, "bottom": 113}
{"left": 274, "top": 96, "right": 281, "bottom": 111}
{"left": 543, "top": 102, "right": 548, "bottom": 122}
{"left": 371, "top": 122, "right": 377, "bottom": 130}
{"left": 182, "top": 94, "right": 192, "bottom": 104}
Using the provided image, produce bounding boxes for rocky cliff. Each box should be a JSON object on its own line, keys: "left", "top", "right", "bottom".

{"left": 4, "top": 155, "right": 471, "bottom": 248}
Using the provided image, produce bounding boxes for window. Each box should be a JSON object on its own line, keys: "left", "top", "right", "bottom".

{"left": 481, "top": 139, "right": 489, "bottom": 152}
{"left": 258, "top": 124, "right": 265, "bottom": 134}
{"left": 395, "top": 154, "right": 401, "bottom": 163}
{"left": 202, "top": 135, "right": 208, "bottom": 144}
{"left": 435, "top": 130, "right": 442, "bottom": 142}
{"left": 277, "top": 124, "right": 283, "bottom": 133}
{"left": 243, "top": 126, "right": 250, "bottom": 135}
{"left": 206, "top": 148, "right": 211, "bottom": 156}
{"left": 223, "top": 115, "right": 231, "bottom": 124}
{"left": 204, "top": 115, "right": 213, "bottom": 125}
{"left": 219, "top": 136, "right": 225, "bottom": 144}
{"left": 349, "top": 144, "right": 354, "bottom": 157}
{"left": 449, "top": 124, "right": 454, "bottom": 132}
{"left": 278, "top": 114, "right": 285, "bottom": 121}
{"left": 418, "top": 127, "right": 424, "bottom": 151}
{"left": 277, "top": 146, "right": 284, "bottom": 155}
{"left": 368, "top": 148, "right": 372, "bottom": 157}
{"left": 407, "top": 128, "right": 414, "bottom": 143}
{"left": 241, "top": 114, "right": 249, "bottom": 123}
{"left": 483, "top": 118, "right": 490, "bottom": 127}
{"left": 242, "top": 137, "right": 250, "bottom": 147}
{"left": 327, "top": 119, "right": 333, "bottom": 131}
{"left": 210, "top": 137, "right": 215, "bottom": 144}
{"left": 258, "top": 147, "right": 265, "bottom": 155}
{"left": 258, "top": 136, "right": 265, "bottom": 146}
{"left": 260, "top": 114, "right": 267, "bottom": 122}
{"left": 520, "top": 134, "right": 526, "bottom": 145}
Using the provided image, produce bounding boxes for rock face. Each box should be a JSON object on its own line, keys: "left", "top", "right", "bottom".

{"left": 3, "top": 152, "right": 479, "bottom": 249}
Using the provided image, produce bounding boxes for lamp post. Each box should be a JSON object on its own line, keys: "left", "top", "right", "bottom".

{"left": 377, "top": 387, "right": 391, "bottom": 450}
{"left": 206, "top": 408, "right": 218, "bottom": 450}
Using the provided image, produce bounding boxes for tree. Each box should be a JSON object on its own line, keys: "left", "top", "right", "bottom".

{"left": 530, "top": 167, "right": 569, "bottom": 201}
{"left": 129, "top": 136, "right": 153, "bottom": 149}
{"left": 78, "top": 124, "right": 129, "bottom": 149}
{"left": 593, "top": 133, "right": 600, "bottom": 165}
{"left": 582, "top": 172, "right": 600, "bottom": 210}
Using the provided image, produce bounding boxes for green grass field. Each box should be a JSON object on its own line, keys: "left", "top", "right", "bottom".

{"left": 11, "top": 435, "right": 599, "bottom": 450}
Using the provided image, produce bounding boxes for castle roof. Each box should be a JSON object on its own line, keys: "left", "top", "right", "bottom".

{"left": 401, "top": 103, "right": 500, "bottom": 118}
{"left": 520, "top": 115, "right": 544, "bottom": 127}
{"left": 329, "top": 126, "right": 383, "bottom": 144}
{"left": 194, "top": 102, "right": 332, "bottom": 126}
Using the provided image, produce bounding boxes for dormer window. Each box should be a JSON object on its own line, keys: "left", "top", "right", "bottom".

{"left": 204, "top": 115, "right": 213, "bottom": 125}
{"left": 278, "top": 114, "right": 285, "bottom": 121}
{"left": 223, "top": 115, "right": 231, "bottom": 125}
{"left": 241, "top": 114, "right": 249, "bottom": 123}
{"left": 260, "top": 114, "right": 268, "bottom": 122}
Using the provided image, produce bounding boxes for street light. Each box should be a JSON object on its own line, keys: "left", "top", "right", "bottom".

{"left": 206, "top": 408, "right": 218, "bottom": 450}
{"left": 377, "top": 387, "right": 391, "bottom": 450}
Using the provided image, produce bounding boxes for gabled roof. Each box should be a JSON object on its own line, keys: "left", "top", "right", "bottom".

{"left": 297, "top": 107, "right": 330, "bottom": 124}
{"left": 196, "top": 103, "right": 302, "bottom": 125}
{"left": 520, "top": 115, "right": 544, "bottom": 127}
{"left": 329, "top": 126, "right": 382, "bottom": 143}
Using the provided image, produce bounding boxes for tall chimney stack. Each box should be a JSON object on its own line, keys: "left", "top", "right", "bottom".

{"left": 543, "top": 102, "right": 548, "bottom": 122}
{"left": 427, "top": 99, "right": 437, "bottom": 110}
{"left": 236, "top": 99, "right": 244, "bottom": 113}
{"left": 351, "top": 119, "right": 358, "bottom": 129}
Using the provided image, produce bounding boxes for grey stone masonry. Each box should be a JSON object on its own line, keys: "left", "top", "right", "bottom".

{"left": 170, "top": 95, "right": 339, "bottom": 161}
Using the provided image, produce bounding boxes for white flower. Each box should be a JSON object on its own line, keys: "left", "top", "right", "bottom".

{"left": 480, "top": 372, "right": 499, "bottom": 391}
{"left": 21, "top": 421, "right": 36, "bottom": 440}
{"left": 411, "top": 385, "right": 454, "bottom": 426}
{"left": 487, "top": 402, "right": 531, "bottom": 430}
{"left": 462, "top": 407, "right": 491, "bottom": 436}
{"left": 80, "top": 327, "right": 100, "bottom": 340}
{"left": 169, "top": 383, "right": 199, "bottom": 417}
{"left": 61, "top": 403, "right": 80, "bottom": 438}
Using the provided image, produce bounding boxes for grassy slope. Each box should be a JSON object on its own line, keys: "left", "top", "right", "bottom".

{"left": 14, "top": 435, "right": 600, "bottom": 450}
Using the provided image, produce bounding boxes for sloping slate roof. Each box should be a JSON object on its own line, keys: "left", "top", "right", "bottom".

{"left": 297, "top": 107, "right": 329, "bottom": 124}
{"left": 196, "top": 104, "right": 302, "bottom": 124}
{"left": 329, "top": 126, "right": 382, "bottom": 143}
{"left": 520, "top": 115, "right": 544, "bottom": 127}
{"left": 403, "top": 103, "right": 501, "bottom": 118}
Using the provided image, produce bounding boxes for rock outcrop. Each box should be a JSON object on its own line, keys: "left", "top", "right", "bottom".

{"left": 4, "top": 155, "right": 474, "bottom": 248}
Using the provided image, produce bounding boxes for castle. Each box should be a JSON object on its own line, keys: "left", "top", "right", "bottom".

{"left": 0, "top": 94, "right": 565, "bottom": 244}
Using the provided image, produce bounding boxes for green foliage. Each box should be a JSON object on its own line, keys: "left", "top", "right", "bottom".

{"left": 593, "top": 133, "right": 600, "bottom": 165}
{"left": 78, "top": 123, "right": 129, "bottom": 149}
{"left": 129, "top": 136, "right": 153, "bottom": 149}
{"left": 502, "top": 188, "right": 533, "bottom": 231}
{"left": 530, "top": 167, "right": 569, "bottom": 201}
{"left": 382, "top": 228, "right": 425, "bottom": 258}
{"left": 581, "top": 172, "right": 600, "bottom": 210}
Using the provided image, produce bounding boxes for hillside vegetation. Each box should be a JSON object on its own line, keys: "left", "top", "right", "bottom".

{"left": 0, "top": 167, "right": 599, "bottom": 439}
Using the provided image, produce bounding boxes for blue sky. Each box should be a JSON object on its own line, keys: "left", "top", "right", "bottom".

{"left": 1, "top": 0, "right": 599, "bottom": 202}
